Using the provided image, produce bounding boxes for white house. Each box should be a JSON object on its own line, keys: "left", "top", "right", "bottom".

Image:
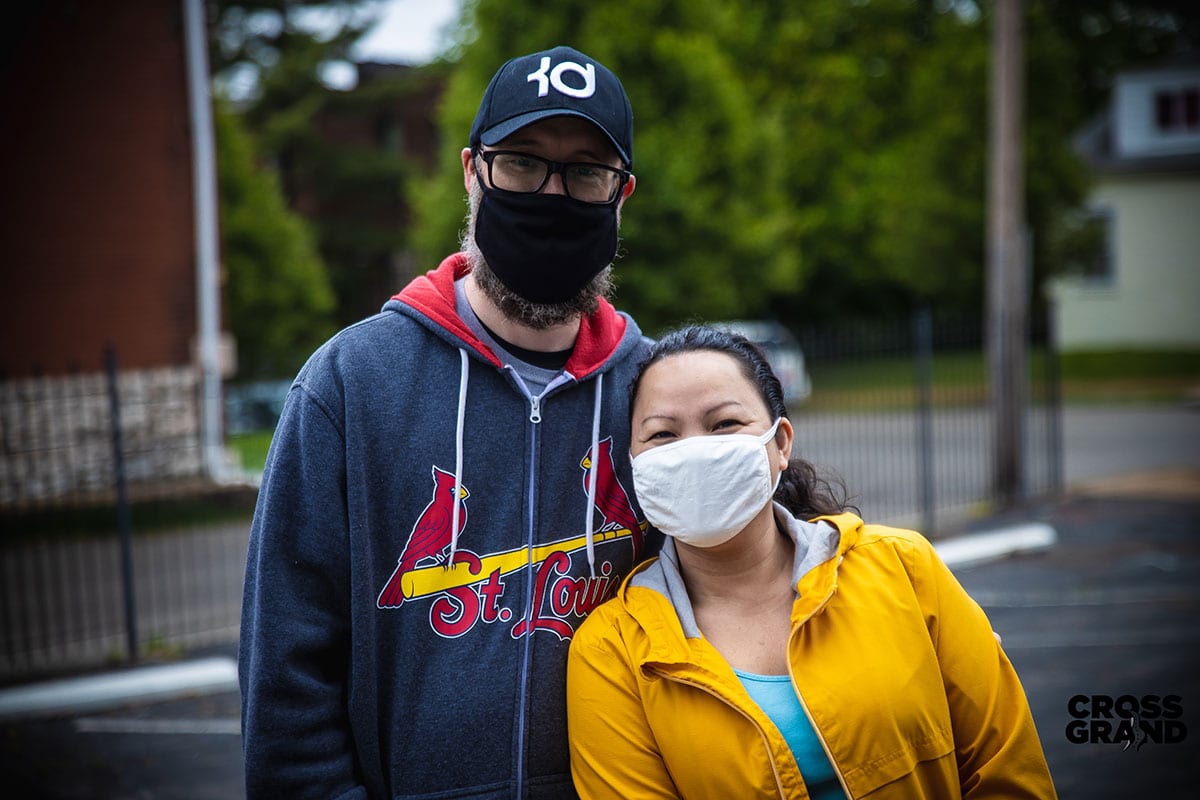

{"left": 1048, "top": 58, "right": 1200, "bottom": 352}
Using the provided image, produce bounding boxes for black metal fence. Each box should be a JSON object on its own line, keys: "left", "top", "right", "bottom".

{"left": 791, "top": 308, "right": 1061, "bottom": 533}
{"left": 0, "top": 311, "right": 1062, "bottom": 682}
{"left": 0, "top": 350, "right": 250, "bottom": 682}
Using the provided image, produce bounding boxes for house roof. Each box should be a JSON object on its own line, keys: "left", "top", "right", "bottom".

{"left": 1073, "top": 51, "right": 1200, "bottom": 176}
{"left": 1073, "top": 113, "right": 1200, "bottom": 175}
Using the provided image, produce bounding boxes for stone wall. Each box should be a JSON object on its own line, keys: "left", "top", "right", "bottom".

{"left": 0, "top": 366, "right": 203, "bottom": 507}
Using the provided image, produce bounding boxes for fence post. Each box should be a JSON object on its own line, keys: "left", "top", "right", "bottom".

{"left": 104, "top": 345, "right": 138, "bottom": 661}
{"left": 1044, "top": 301, "right": 1064, "bottom": 497}
{"left": 914, "top": 307, "right": 935, "bottom": 535}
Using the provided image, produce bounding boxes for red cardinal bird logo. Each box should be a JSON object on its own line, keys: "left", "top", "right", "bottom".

{"left": 581, "top": 437, "right": 642, "bottom": 558}
{"left": 377, "top": 466, "right": 469, "bottom": 608}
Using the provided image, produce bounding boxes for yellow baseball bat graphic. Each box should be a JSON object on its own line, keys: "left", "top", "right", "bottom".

{"left": 401, "top": 527, "right": 636, "bottom": 601}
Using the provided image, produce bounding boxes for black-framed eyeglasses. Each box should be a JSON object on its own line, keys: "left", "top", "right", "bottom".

{"left": 475, "top": 149, "right": 631, "bottom": 205}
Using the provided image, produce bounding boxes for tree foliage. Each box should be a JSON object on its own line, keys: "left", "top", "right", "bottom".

{"left": 413, "top": 0, "right": 801, "bottom": 332}
{"left": 208, "top": 0, "right": 424, "bottom": 329}
{"left": 413, "top": 0, "right": 1197, "bottom": 335}
{"left": 207, "top": 0, "right": 379, "bottom": 108}
{"left": 215, "top": 100, "right": 336, "bottom": 379}
{"left": 207, "top": 0, "right": 1196, "bottom": 338}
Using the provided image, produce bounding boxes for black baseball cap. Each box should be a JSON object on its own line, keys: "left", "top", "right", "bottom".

{"left": 469, "top": 45, "right": 634, "bottom": 167}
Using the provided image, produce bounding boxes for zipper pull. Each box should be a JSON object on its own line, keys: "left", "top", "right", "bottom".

{"left": 529, "top": 394, "right": 542, "bottom": 424}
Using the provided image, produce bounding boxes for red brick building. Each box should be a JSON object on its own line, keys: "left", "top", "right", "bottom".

{"left": 0, "top": 0, "right": 223, "bottom": 503}
{"left": 1, "top": 0, "right": 206, "bottom": 376}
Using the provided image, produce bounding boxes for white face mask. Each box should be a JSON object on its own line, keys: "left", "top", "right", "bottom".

{"left": 631, "top": 419, "right": 782, "bottom": 548}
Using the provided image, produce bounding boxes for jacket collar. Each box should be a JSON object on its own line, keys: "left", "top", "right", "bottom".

{"left": 619, "top": 507, "right": 865, "bottom": 669}
{"left": 391, "top": 253, "right": 629, "bottom": 379}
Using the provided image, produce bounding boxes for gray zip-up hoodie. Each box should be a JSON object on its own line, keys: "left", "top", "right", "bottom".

{"left": 239, "top": 253, "right": 658, "bottom": 799}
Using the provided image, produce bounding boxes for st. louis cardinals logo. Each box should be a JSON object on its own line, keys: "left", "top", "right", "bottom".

{"left": 580, "top": 436, "right": 643, "bottom": 556}
{"left": 377, "top": 466, "right": 468, "bottom": 608}
{"left": 376, "top": 440, "right": 643, "bottom": 641}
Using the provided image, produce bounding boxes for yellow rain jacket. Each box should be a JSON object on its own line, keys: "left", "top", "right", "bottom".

{"left": 567, "top": 508, "right": 1056, "bottom": 799}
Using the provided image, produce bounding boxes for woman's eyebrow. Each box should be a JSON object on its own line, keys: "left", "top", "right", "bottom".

{"left": 637, "top": 400, "right": 746, "bottom": 426}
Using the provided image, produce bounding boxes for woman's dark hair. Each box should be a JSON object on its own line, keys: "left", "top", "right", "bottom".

{"left": 630, "top": 325, "right": 852, "bottom": 519}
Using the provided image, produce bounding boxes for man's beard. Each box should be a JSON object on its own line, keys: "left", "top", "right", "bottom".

{"left": 461, "top": 182, "right": 615, "bottom": 330}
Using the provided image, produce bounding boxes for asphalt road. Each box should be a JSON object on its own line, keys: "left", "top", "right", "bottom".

{"left": 800, "top": 404, "right": 1200, "bottom": 529}
{"left": 956, "top": 493, "right": 1200, "bottom": 799}
{"left": 2, "top": 684, "right": 243, "bottom": 800}
{"left": 6, "top": 405, "right": 1196, "bottom": 681}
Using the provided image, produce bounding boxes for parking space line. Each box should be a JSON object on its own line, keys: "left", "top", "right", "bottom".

{"left": 935, "top": 522, "right": 1057, "bottom": 569}
{"left": 969, "top": 586, "right": 1195, "bottom": 608}
{"left": 0, "top": 656, "right": 238, "bottom": 720}
{"left": 999, "top": 626, "right": 1200, "bottom": 650}
{"left": 74, "top": 716, "right": 240, "bottom": 735}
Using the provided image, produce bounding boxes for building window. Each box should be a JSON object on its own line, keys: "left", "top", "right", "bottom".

{"left": 1154, "top": 86, "right": 1200, "bottom": 132}
{"left": 1055, "top": 207, "right": 1114, "bottom": 283}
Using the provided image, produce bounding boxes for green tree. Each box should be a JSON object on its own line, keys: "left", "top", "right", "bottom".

{"left": 216, "top": 100, "right": 336, "bottom": 378}
{"left": 412, "top": 0, "right": 801, "bottom": 335}
{"left": 748, "top": 0, "right": 983, "bottom": 320}
{"left": 208, "top": 0, "right": 429, "bottom": 327}
{"left": 207, "top": 0, "right": 378, "bottom": 111}
{"left": 210, "top": 0, "right": 1195, "bottom": 336}
{"left": 415, "top": 0, "right": 1195, "bottom": 334}
{"left": 414, "top": 0, "right": 999, "bottom": 332}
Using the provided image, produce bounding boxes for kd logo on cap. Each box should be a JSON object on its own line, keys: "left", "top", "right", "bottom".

{"left": 527, "top": 56, "right": 596, "bottom": 99}
{"left": 470, "top": 46, "right": 633, "bottom": 166}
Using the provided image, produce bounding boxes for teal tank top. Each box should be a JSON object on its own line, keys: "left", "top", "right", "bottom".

{"left": 734, "top": 670, "right": 845, "bottom": 800}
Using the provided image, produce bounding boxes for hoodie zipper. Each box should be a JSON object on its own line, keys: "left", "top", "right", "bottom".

{"left": 515, "top": 392, "right": 541, "bottom": 798}
{"left": 514, "top": 377, "right": 552, "bottom": 798}
{"left": 509, "top": 371, "right": 580, "bottom": 795}
{"left": 652, "top": 670, "right": 788, "bottom": 798}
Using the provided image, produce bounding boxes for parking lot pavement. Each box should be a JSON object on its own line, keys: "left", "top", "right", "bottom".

{"left": 0, "top": 645, "right": 243, "bottom": 800}
{"left": 1, "top": 481, "right": 1197, "bottom": 799}
{"left": 952, "top": 489, "right": 1200, "bottom": 800}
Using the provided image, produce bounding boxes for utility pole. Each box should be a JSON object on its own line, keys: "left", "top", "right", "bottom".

{"left": 183, "top": 0, "right": 226, "bottom": 481}
{"left": 987, "top": 0, "right": 1027, "bottom": 507}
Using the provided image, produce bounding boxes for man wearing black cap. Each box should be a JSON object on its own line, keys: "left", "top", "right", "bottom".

{"left": 239, "top": 46, "right": 659, "bottom": 799}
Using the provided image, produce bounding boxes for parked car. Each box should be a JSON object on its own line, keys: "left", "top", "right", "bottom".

{"left": 224, "top": 379, "right": 293, "bottom": 435}
{"left": 713, "top": 320, "right": 813, "bottom": 406}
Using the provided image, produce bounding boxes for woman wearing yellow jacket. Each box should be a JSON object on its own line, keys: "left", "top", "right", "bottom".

{"left": 566, "top": 325, "right": 1056, "bottom": 799}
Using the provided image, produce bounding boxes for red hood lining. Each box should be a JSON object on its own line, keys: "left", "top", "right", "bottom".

{"left": 392, "top": 253, "right": 628, "bottom": 379}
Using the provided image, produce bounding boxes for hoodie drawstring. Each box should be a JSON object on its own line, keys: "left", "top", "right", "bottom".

{"left": 448, "top": 348, "right": 469, "bottom": 567}
{"left": 584, "top": 372, "right": 603, "bottom": 578}
{"left": 446, "top": 351, "right": 603, "bottom": 577}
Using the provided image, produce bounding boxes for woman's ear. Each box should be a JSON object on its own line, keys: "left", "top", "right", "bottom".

{"left": 775, "top": 417, "right": 794, "bottom": 471}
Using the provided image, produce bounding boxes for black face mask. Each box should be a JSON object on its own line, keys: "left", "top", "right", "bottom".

{"left": 473, "top": 187, "right": 619, "bottom": 305}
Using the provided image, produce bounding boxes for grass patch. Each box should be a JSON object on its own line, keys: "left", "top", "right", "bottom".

{"left": 229, "top": 429, "right": 276, "bottom": 473}
{"left": 808, "top": 352, "right": 987, "bottom": 391}
{"left": 1057, "top": 377, "right": 1197, "bottom": 404}
{"left": 1058, "top": 349, "right": 1200, "bottom": 380}
{"left": 2, "top": 434, "right": 273, "bottom": 543}
{"left": 0, "top": 488, "right": 258, "bottom": 542}
{"left": 801, "top": 348, "right": 1198, "bottom": 411}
